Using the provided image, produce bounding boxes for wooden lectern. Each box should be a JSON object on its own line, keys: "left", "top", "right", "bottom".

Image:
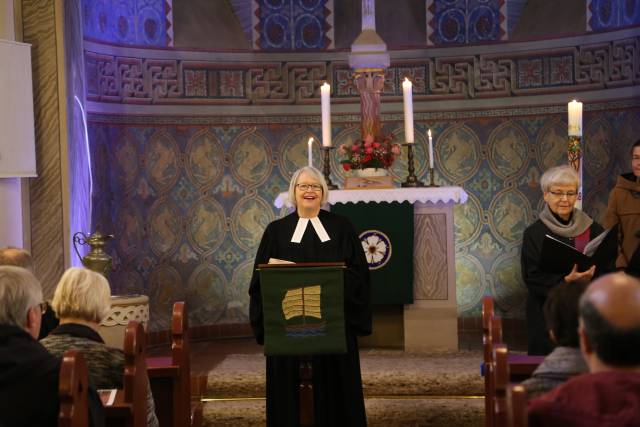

{"left": 258, "top": 262, "right": 347, "bottom": 427}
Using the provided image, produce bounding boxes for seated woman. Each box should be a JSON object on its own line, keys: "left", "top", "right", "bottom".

{"left": 520, "top": 278, "right": 589, "bottom": 398}
{"left": 521, "top": 165, "right": 612, "bottom": 355}
{"left": 249, "top": 166, "right": 371, "bottom": 427}
{"left": 604, "top": 139, "right": 640, "bottom": 274}
{"left": 40, "top": 267, "right": 159, "bottom": 427}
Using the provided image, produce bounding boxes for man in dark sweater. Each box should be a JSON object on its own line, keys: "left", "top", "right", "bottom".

{"left": 528, "top": 272, "right": 640, "bottom": 427}
{"left": 0, "top": 265, "right": 61, "bottom": 427}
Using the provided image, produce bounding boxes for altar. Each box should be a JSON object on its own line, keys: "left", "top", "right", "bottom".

{"left": 275, "top": 186, "right": 467, "bottom": 351}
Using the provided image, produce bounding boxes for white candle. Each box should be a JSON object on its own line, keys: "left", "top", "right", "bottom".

{"left": 321, "top": 82, "right": 332, "bottom": 147}
{"left": 568, "top": 100, "right": 583, "bottom": 136}
{"left": 402, "top": 78, "right": 414, "bottom": 143}
{"left": 308, "top": 137, "right": 313, "bottom": 167}
{"left": 428, "top": 129, "right": 434, "bottom": 169}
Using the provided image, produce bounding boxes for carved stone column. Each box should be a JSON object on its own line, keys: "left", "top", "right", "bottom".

{"left": 354, "top": 71, "right": 385, "bottom": 139}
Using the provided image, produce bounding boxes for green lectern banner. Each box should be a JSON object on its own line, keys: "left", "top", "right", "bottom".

{"left": 332, "top": 202, "right": 414, "bottom": 304}
{"left": 259, "top": 265, "right": 347, "bottom": 356}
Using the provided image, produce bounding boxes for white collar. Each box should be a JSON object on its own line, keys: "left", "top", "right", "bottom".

{"left": 290, "top": 216, "right": 331, "bottom": 243}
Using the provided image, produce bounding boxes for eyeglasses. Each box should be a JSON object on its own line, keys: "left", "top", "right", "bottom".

{"left": 549, "top": 190, "right": 578, "bottom": 199}
{"left": 38, "top": 302, "right": 47, "bottom": 315}
{"left": 296, "top": 183, "right": 322, "bottom": 192}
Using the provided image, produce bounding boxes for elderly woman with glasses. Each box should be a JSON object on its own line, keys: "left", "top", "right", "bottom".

{"left": 249, "top": 166, "right": 371, "bottom": 427}
{"left": 521, "top": 165, "right": 611, "bottom": 356}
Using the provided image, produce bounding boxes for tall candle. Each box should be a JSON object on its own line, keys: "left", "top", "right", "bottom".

{"left": 308, "top": 137, "right": 313, "bottom": 167}
{"left": 428, "top": 129, "right": 434, "bottom": 169}
{"left": 402, "top": 78, "right": 414, "bottom": 143}
{"left": 321, "top": 82, "right": 332, "bottom": 147}
{"left": 568, "top": 100, "right": 583, "bottom": 136}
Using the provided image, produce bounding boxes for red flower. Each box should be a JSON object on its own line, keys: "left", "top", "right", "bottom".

{"left": 343, "top": 163, "right": 351, "bottom": 171}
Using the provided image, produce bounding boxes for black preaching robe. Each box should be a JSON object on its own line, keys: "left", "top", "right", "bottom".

{"left": 249, "top": 209, "right": 371, "bottom": 427}
{"left": 521, "top": 219, "right": 606, "bottom": 356}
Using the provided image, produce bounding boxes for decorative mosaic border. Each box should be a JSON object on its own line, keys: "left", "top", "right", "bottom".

{"left": 85, "top": 35, "right": 640, "bottom": 105}
{"left": 86, "top": 97, "right": 640, "bottom": 126}
{"left": 587, "top": 0, "right": 640, "bottom": 32}
{"left": 426, "top": 0, "right": 508, "bottom": 46}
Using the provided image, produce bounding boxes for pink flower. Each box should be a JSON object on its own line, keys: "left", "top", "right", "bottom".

{"left": 364, "top": 134, "right": 374, "bottom": 145}
{"left": 373, "top": 142, "right": 381, "bottom": 149}
{"left": 351, "top": 144, "right": 360, "bottom": 152}
{"left": 365, "top": 147, "right": 373, "bottom": 154}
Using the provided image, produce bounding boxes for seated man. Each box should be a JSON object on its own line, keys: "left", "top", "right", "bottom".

{"left": 520, "top": 278, "right": 589, "bottom": 399}
{"left": 0, "top": 265, "right": 62, "bottom": 426}
{"left": 0, "top": 247, "right": 59, "bottom": 338}
{"left": 528, "top": 272, "right": 640, "bottom": 427}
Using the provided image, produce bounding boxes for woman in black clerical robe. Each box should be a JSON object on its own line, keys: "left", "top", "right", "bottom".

{"left": 521, "top": 165, "right": 614, "bottom": 356}
{"left": 249, "top": 166, "right": 371, "bottom": 427}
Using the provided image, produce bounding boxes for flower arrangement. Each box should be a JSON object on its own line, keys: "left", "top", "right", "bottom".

{"left": 338, "top": 134, "right": 401, "bottom": 171}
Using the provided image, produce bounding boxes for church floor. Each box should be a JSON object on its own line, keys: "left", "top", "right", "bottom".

{"left": 149, "top": 338, "right": 486, "bottom": 426}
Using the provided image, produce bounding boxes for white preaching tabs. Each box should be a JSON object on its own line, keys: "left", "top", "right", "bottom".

{"left": 290, "top": 217, "right": 331, "bottom": 243}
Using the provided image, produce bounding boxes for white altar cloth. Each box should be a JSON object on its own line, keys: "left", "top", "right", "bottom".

{"left": 274, "top": 187, "right": 468, "bottom": 209}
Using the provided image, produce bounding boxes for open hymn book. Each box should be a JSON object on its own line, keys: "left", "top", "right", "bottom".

{"left": 541, "top": 224, "right": 618, "bottom": 274}
{"left": 268, "top": 258, "right": 295, "bottom": 264}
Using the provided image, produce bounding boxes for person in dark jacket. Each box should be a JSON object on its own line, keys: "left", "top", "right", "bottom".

{"left": 528, "top": 272, "right": 640, "bottom": 427}
{"left": 521, "top": 165, "right": 613, "bottom": 355}
{"left": 603, "top": 139, "right": 640, "bottom": 274}
{"left": 249, "top": 166, "right": 371, "bottom": 427}
{"left": 0, "top": 265, "right": 63, "bottom": 427}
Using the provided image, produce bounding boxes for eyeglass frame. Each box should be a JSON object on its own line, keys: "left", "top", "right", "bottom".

{"left": 295, "top": 183, "right": 323, "bottom": 192}
{"left": 548, "top": 190, "right": 578, "bottom": 199}
{"left": 35, "top": 302, "right": 47, "bottom": 315}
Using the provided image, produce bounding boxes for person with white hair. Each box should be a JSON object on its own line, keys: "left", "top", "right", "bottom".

{"left": 41, "top": 267, "right": 159, "bottom": 427}
{"left": 249, "top": 166, "right": 371, "bottom": 427}
{"left": 0, "top": 265, "right": 62, "bottom": 426}
{"left": 521, "top": 165, "right": 614, "bottom": 355}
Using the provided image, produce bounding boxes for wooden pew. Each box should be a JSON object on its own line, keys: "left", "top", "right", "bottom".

{"left": 103, "top": 321, "right": 147, "bottom": 427}
{"left": 146, "top": 302, "right": 202, "bottom": 427}
{"left": 493, "top": 344, "right": 509, "bottom": 427}
{"left": 59, "top": 350, "right": 89, "bottom": 427}
{"left": 507, "top": 385, "right": 528, "bottom": 427}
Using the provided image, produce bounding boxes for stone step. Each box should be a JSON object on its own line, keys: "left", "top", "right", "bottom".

{"left": 203, "top": 350, "right": 484, "bottom": 399}
{"left": 202, "top": 396, "right": 484, "bottom": 427}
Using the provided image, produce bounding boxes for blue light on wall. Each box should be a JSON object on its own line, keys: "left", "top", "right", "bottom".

{"left": 83, "top": 0, "right": 173, "bottom": 47}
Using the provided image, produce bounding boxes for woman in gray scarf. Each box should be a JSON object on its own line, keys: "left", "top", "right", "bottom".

{"left": 521, "top": 165, "right": 605, "bottom": 355}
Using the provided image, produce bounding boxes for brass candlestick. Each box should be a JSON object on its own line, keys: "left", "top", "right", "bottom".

{"left": 427, "top": 167, "right": 439, "bottom": 187}
{"left": 321, "top": 146, "right": 338, "bottom": 190}
{"left": 401, "top": 143, "right": 425, "bottom": 187}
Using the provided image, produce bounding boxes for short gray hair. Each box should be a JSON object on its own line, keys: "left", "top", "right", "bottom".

{"left": 51, "top": 267, "right": 111, "bottom": 323}
{"left": 287, "top": 166, "right": 329, "bottom": 207}
{"left": 540, "top": 165, "right": 579, "bottom": 193}
{"left": 0, "top": 266, "right": 42, "bottom": 328}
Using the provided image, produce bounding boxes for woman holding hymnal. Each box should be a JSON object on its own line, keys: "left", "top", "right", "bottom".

{"left": 521, "top": 165, "right": 616, "bottom": 356}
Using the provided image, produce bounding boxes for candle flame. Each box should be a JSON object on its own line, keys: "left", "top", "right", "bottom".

{"left": 308, "top": 137, "right": 314, "bottom": 145}
{"left": 428, "top": 129, "right": 432, "bottom": 137}
{"left": 322, "top": 82, "right": 330, "bottom": 89}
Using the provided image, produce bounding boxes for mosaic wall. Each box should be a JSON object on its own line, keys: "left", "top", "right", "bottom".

{"left": 427, "top": 0, "right": 508, "bottom": 46}
{"left": 84, "top": 34, "right": 640, "bottom": 105}
{"left": 252, "top": 0, "right": 334, "bottom": 50}
{"left": 88, "top": 107, "right": 640, "bottom": 329}
{"left": 82, "top": 0, "right": 174, "bottom": 46}
{"left": 588, "top": 0, "right": 640, "bottom": 31}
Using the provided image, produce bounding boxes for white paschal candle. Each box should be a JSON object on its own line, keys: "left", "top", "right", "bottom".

{"left": 308, "top": 138, "right": 313, "bottom": 167}
{"left": 428, "top": 129, "right": 434, "bottom": 169}
{"left": 321, "top": 82, "right": 332, "bottom": 147}
{"left": 402, "top": 78, "right": 414, "bottom": 143}
{"left": 568, "top": 100, "right": 583, "bottom": 137}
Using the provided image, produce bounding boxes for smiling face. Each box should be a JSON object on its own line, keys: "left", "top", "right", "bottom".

{"left": 543, "top": 183, "right": 579, "bottom": 220}
{"left": 295, "top": 171, "right": 323, "bottom": 217}
{"left": 632, "top": 146, "right": 640, "bottom": 178}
